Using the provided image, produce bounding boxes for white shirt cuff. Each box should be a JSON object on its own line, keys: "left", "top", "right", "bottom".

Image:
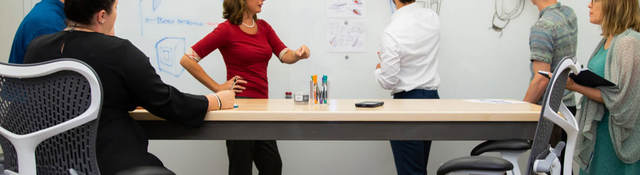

{"left": 186, "top": 48, "right": 202, "bottom": 62}
{"left": 278, "top": 48, "right": 289, "bottom": 61}
{"left": 374, "top": 69, "right": 386, "bottom": 88}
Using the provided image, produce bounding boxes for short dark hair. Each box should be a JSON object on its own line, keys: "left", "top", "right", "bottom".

{"left": 399, "top": 0, "right": 416, "bottom": 3}
{"left": 65, "top": 0, "right": 116, "bottom": 25}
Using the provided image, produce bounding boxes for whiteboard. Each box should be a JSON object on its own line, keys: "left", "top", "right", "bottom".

{"left": 116, "top": 0, "right": 392, "bottom": 98}
{"left": 116, "top": 0, "right": 601, "bottom": 100}
{"left": 112, "top": 1, "right": 604, "bottom": 174}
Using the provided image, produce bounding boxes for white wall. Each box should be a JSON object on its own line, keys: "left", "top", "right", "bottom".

{"left": 3, "top": 0, "right": 602, "bottom": 174}
{"left": 0, "top": 0, "right": 24, "bottom": 63}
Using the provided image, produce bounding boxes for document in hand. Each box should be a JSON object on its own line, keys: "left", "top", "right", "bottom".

{"left": 569, "top": 69, "right": 615, "bottom": 87}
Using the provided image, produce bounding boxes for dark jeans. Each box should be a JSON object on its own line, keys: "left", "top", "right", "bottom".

{"left": 391, "top": 89, "right": 439, "bottom": 175}
{"left": 226, "top": 140, "right": 282, "bottom": 175}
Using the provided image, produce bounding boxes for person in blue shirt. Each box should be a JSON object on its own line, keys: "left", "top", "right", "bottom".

{"left": 8, "top": 0, "right": 66, "bottom": 64}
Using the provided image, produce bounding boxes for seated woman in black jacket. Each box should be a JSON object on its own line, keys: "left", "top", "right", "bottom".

{"left": 23, "top": 0, "right": 235, "bottom": 174}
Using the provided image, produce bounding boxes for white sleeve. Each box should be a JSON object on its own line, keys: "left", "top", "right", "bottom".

{"left": 374, "top": 32, "right": 402, "bottom": 90}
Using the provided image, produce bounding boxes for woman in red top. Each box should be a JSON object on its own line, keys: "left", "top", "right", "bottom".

{"left": 180, "top": 0, "right": 310, "bottom": 174}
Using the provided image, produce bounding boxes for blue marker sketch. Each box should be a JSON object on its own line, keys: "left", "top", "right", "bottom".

{"left": 155, "top": 37, "right": 186, "bottom": 77}
{"left": 139, "top": 0, "right": 144, "bottom": 36}
{"left": 152, "top": 0, "right": 162, "bottom": 12}
{"left": 389, "top": 0, "right": 396, "bottom": 14}
{"left": 139, "top": 0, "right": 206, "bottom": 36}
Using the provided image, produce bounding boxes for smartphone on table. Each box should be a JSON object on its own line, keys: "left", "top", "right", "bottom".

{"left": 355, "top": 101, "right": 384, "bottom": 108}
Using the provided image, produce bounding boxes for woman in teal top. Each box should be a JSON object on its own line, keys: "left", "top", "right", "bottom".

{"left": 570, "top": 0, "right": 640, "bottom": 174}
{"left": 578, "top": 43, "right": 640, "bottom": 175}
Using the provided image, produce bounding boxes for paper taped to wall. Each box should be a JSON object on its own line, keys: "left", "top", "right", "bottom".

{"left": 327, "top": 19, "right": 366, "bottom": 52}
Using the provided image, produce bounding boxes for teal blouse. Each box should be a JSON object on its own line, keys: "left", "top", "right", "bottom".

{"left": 588, "top": 45, "right": 607, "bottom": 77}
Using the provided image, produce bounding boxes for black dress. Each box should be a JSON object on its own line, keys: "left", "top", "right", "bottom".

{"left": 24, "top": 31, "right": 209, "bottom": 175}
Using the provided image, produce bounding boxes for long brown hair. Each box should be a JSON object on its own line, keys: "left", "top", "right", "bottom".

{"left": 223, "top": 0, "right": 258, "bottom": 25}
{"left": 601, "top": 0, "right": 640, "bottom": 36}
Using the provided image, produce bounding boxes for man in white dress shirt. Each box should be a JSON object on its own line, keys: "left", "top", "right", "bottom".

{"left": 374, "top": 0, "right": 441, "bottom": 175}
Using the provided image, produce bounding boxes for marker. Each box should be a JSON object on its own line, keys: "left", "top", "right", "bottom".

{"left": 231, "top": 77, "right": 237, "bottom": 90}
{"left": 231, "top": 77, "right": 238, "bottom": 107}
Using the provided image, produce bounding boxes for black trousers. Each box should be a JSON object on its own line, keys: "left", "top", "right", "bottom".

{"left": 226, "top": 140, "right": 282, "bottom": 175}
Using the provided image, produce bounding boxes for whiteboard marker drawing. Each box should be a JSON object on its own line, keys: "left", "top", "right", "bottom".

{"left": 155, "top": 37, "right": 186, "bottom": 77}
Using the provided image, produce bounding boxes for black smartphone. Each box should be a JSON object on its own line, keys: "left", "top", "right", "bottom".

{"left": 538, "top": 70, "right": 551, "bottom": 79}
{"left": 355, "top": 101, "right": 384, "bottom": 108}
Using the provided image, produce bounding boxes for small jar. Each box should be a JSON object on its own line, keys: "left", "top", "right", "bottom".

{"left": 294, "top": 92, "right": 309, "bottom": 105}
{"left": 285, "top": 92, "right": 293, "bottom": 99}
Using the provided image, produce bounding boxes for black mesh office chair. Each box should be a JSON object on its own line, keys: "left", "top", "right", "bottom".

{"left": 437, "top": 57, "right": 580, "bottom": 175}
{"left": 115, "top": 167, "right": 176, "bottom": 175}
{"left": 467, "top": 139, "right": 532, "bottom": 175}
{"left": 0, "top": 59, "right": 103, "bottom": 175}
{"left": 0, "top": 151, "right": 4, "bottom": 171}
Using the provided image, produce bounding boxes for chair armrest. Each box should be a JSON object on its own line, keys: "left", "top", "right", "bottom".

{"left": 471, "top": 139, "right": 532, "bottom": 156}
{"left": 437, "top": 156, "right": 513, "bottom": 175}
{"left": 4, "top": 170, "right": 18, "bottom": 175}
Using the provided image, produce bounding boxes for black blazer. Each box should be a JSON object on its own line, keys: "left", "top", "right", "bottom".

{"left": 25, "top": 31, "right": 209, "bottom": 175}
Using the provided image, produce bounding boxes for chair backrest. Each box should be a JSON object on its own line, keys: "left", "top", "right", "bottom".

{"left": 0, "top": 59, "right": 102, "bottom": 175}
{"left": 524, "top": 57, "right": 579, "bottom": 175}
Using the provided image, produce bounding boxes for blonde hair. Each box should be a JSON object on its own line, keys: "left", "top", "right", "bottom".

{"left": 223, "top": 0, "right": 258, "bottom": 25}
{"left": 601, "top": 0, "right": 640, "bottom": 36}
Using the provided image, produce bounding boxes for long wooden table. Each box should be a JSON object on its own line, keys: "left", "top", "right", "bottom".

{"left": 130, "top": 99, "right": 541, "bottom": 140}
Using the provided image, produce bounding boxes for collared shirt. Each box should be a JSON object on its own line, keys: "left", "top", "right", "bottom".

{"left": 529, "top": 2, "right": 577, "bottom": 105}
{"left": 9, "top": 0, "right": 66, "bottom": 64}
{"left": 375, "top": 3, "right": 440, "bottom": 94}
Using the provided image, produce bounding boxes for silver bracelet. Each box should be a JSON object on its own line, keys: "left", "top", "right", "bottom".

{"left": 212, "top": 93, "right": 222, "bottom": 110}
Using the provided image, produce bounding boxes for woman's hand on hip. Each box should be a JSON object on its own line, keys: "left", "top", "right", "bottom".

{"left": 216, "top": 76, "right": 247, "bottom": 93}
